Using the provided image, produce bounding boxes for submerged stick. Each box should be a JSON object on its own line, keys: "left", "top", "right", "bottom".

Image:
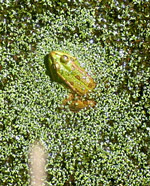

{"left": 29, "top": 142, "right": 47, "bottom": 186}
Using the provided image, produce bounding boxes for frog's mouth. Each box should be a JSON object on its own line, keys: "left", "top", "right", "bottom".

{"left": 49, "top": 51, "right": 55, "bottom": 62}
{"left": 50, "top": 51, "right": 63, "bottom": 65}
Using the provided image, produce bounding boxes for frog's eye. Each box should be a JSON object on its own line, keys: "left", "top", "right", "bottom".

{"left": 60, "top": 55, "right": 69, "bottom": 63}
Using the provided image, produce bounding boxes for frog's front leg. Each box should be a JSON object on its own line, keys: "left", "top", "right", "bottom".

{"left": 62, "top": 94, "right": 96, "bottom": 112}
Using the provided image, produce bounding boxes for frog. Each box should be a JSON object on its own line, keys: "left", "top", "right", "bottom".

{"left": 47, "top": 51, "right": 96, "bottom": 112}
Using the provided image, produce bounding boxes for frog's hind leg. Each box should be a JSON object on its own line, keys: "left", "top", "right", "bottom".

{"left": 62, "top": 93, "right": 96, "bottom": 112}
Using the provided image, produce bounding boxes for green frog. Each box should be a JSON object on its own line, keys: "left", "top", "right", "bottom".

{"left": 47, "top": 51, "right": 96, "bottom": 112}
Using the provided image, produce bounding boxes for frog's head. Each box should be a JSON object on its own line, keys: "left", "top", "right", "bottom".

{"left": 47, "top": 51, "right": 96, "bottom": 96}
{"left": 49, "top": 51, "right": 76, "bottom": 65}
{"left": 47, "top": 51, "right": 75, "bottom": 83}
